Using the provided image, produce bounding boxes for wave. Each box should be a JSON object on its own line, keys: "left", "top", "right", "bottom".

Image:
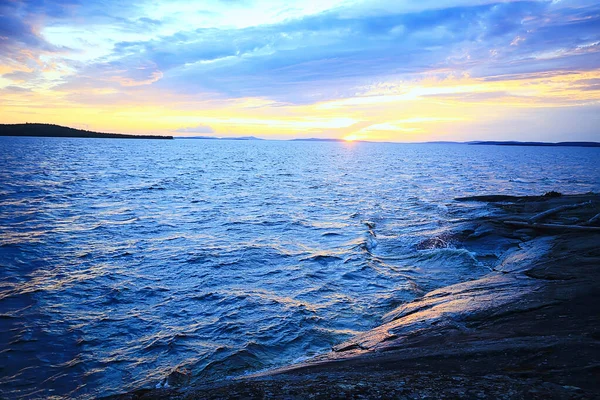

{"left": 2, "top": 139, "right": 598, "bottom": 398}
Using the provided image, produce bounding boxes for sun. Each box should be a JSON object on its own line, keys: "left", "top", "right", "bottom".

{"left": 343, "top": 134, "right": 361, "bottom": 141}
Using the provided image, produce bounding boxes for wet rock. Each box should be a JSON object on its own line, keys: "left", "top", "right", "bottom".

{"left": 163, "top": 367, "right": 191, "bottom": 388}
{"left": 113, "top": 194, "right": 600, "bottom": 400}
{"left": 543, "top": 191, "right": 562, "bottom": 198}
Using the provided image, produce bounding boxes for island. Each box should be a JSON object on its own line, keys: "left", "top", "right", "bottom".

{"left": 0, "top": 123, "right": 173, "bottom": 139}
{"left": 468, "top": 140, "right": 600, "bottom": 147}
{"left": 176, "top": 136, "right": 264, "bottom": 140}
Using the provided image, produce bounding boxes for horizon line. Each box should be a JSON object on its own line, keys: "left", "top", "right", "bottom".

{"left": 1, "top": 123, "right": 600, "bottom": 146}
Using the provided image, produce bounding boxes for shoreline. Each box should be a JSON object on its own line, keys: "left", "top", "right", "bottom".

{"left": 0, "top": 123, "right": 173, "bottom": 139}
{"left": 112, "top": 193, "right": 600, "bottom": 399}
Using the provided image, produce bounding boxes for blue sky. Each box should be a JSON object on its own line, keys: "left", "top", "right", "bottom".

{"left": 1, "top": 0, "right": 599, "bottom": 141}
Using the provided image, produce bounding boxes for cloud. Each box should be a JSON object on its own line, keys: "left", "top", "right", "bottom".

{"left": 5, "top": 0, "right": 597, "bottom": 104}
{"left": 0, "top": 1, "right": 75, "bottom": 85}
{"left": 1, "top": 0, "right": 599, "bottom": 141}
{"left": 0, "top": 85, "right": 32, "bottom": 93}
{"left": 175, "top": 124, "right": 215, "bottom": 133}
{"left": 41, "top": 0, "right": 598, "bottom": 104}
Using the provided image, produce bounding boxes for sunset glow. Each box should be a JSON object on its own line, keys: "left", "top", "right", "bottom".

{"left": 1, "top": 0, "right": 599, "bottom": 142}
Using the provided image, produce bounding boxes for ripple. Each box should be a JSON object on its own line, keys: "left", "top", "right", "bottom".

{"left": 0, "top": 138, "right": 598, "bottom": 398}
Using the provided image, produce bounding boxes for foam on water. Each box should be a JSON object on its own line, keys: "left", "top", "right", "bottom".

{"left": 0, "top": 138, "right": 599, "bottom": 398}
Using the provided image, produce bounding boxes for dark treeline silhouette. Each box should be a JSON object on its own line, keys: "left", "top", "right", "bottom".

{"left": 0, "top": 123, "right": 173, "bottom": 139}
{"left": 468, "top": 140, "right": 600, "bottom": 147}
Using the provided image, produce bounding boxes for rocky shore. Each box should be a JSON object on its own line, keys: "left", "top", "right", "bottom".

{"left": 112, "top": 193, "right": 600, "bottom": 399}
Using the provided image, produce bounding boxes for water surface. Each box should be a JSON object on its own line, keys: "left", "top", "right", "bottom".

{"left": 1, "top": 138, "right": 598, "bottom": 398}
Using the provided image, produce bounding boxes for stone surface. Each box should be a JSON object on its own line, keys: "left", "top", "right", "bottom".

{"left": 109, "top": 194, "right": 600, "bottom": 399}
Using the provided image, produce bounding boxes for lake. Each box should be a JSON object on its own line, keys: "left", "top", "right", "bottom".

{"left": 1, "top": 137, "right": 598, "bottom": 398}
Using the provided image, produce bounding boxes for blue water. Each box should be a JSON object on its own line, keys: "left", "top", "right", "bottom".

{"left": 0, "top": 137, "right": 598, "bottom": 398}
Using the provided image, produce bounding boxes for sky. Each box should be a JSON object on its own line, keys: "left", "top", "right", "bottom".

{"left": 0, "top": 0, "right": 599, "bottom": 142}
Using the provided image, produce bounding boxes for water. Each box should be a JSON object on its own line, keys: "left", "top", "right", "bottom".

{"left": 0, "top": 137, "right": 598, "bottom": 398}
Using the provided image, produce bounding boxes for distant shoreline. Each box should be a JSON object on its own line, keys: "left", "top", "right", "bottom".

{"left": 1, "top": 124, "right": 598, "bottom": 146}
{"left": 467, "top": 140, "right": 600, "bottom": 148}
{"left": 177, "top": 136, "right": 600, "bottom": 147}
{"left": 0, "top": 123, "right": 173, "bottom": 140}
